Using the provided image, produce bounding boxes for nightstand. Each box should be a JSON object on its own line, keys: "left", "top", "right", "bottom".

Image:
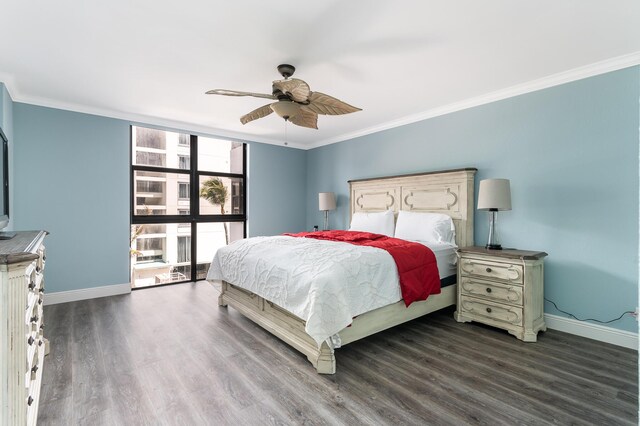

{"left": 454, "top": 246, "right": 548, "bottom": 342}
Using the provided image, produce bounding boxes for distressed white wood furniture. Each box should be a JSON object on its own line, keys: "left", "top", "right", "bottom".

{"left": 0, "top": 231, "right": 48, "bottom": 426}
{"left": 454, "top": 246, "right": 547, "bottom": 342}
{"left": 218, "top": 168, "right": 476, "bottom": 373}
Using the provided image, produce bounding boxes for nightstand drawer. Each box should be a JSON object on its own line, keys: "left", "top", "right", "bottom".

{"left": 459, "top": 258, "right": 523, "bottom": 284}
{"left": 459, "top": 277, "right": 523, "bottom": 306}
{"left": 459, "top": 296, "right": 523, "bottom": 327}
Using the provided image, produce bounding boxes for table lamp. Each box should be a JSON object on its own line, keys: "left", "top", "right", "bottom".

{"left": 477, "top": 179, "right": 511, "bottom": 250}
{"left": 318, "top": 192, "right": 336, "bottom": 231}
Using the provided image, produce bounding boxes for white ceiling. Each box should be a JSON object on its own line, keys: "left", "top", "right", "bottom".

{"left": 1, "top": 1, "right": 639, "bottom": 149}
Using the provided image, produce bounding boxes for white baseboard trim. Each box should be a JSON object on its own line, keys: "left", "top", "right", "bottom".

{"left": 44, "top": 283, "right": 131, "bottom": 306}
{"left": 545, "top": 313, "right": 638, "bottom": 350}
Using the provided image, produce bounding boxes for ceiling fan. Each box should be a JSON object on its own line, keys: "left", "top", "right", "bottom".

{"left": 205, "top": 64, "right": 361, "bottom": 129}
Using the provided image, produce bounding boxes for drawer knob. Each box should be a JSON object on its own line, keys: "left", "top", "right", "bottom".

{"left": 486, "top": 267, "right": 492, "bottom": 273}
{"left": 31, "top": 365, "right": 38, "bottom": 374}
{"left": 30, "top": 315, "right": 38, "bottom": 323}
{"left": 28, "top": 282, "right": 35, "bottom": 290}
{"left": 486, "top": 288, "right": 492, "bottom": 293}
{"left": 38, "top": 298, "right": 43, "bottom": 305}
{"left": 38, "top": 340, "right": 43, "bottom": 346}
{"left": 486, "top": 307, "right": 492, "bottom": 313}
{"left": 27, "top": 396, "right": 33, "bottom": 406}
{"left": 27, "top": 336, "right": 35, "bottom": 345}
{"left": 39, "top": 287, "right": 45, "bottom": 293}
{"left": 40, "top": 323, "right": 44, "bottom": 330}
{"left": 36, "top": 266, "right": 41, "bottom": 273}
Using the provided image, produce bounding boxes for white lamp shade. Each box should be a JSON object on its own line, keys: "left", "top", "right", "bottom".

{"left": 318, "top": 192, "right": 336, "bottom": 211}
{"left": 477, "top": 179, "right": 512, "bottom": 211}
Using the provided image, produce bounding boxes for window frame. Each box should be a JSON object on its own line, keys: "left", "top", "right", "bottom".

{"left": 130, "top": 127, "right": 247, "bottom": 288}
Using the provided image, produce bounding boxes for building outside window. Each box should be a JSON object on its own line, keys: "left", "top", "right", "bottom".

{"left": 130, "top": 126, "right": 246, "bottom": 289}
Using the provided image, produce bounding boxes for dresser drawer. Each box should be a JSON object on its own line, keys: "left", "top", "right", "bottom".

{"left": 459, "top": 296, "right": 523, "bottom": 327}
{"left": 459, "top": 258, "right": 523, "bottom": 284}
{"left": 459, "top": 276, "right": 523, "bottom": 306}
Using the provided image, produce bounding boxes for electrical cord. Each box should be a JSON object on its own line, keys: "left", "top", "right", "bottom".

{"left": 544, "top": 298, "right": 635, "bottom": 324}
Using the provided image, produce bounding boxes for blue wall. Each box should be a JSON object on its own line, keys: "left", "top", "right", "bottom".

{"left": 306, "top": 67, "right": 640, "bottom": 332}
{"left": 12, "top": 104, "right": 307, "bottom": 293}
{"left": 14, "top": 105, "right": 131, "bottom": 293}
{"left": 248, "top": 142, "right": 307, "bottom": 236}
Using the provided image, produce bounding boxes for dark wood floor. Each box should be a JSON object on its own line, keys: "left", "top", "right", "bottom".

{"left": 38, "top": 282, "right": 638, "bottom": 425}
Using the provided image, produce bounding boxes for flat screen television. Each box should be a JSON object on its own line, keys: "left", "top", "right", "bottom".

{"left": 0, "top": 127, "right": 13, "bottom": 239}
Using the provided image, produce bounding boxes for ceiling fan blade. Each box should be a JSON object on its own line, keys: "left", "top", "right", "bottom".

{"left": 206, "top": 89, "right": 276, "bottom": 100}
{"left": 302, "top": 92, "right": 362, "bottom": 115}
{"left": 289, "top": 109, "right": 318, "bottom": 129}
{"left": 240, "top": 103, "right": 275, "bottom": 125}
{"left": 272, "top": 78, "right": 311, "bottom": 103}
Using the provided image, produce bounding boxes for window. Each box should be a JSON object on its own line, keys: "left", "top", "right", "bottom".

{"left": 178, "top": 183, "right": 189, "bottom": 200}
{"left": 135, "top": 128, "right": 166, "bottom": 149}
{"left": 137, "top": 237, "right": 164, "bottom": 251}
{"left": 130, "top": 126, "right": 246, "bottom": 289}
{"left": 177, "top": 236, "right": 191, "bottom": 263}
{"left": 178, "top": 134, "right": 190, "bottom": 146}
{"left": 178, "top": 155, "right": 190, "bottom": 170}
{"left": 136, "top": 181, "right": 163, "bottom": 193}
{"left": 136, "top": 254, "right": 163, "bottom": 263}
{"left": 136, "top": 151, "right": 166, "bottom": 167}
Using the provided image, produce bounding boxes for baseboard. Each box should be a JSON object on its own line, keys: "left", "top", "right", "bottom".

{"left": 44, "top": 283, "right": 131, "bottom": 305}
{"left": 545, "top": 313, "right": 638, "bottom": 350}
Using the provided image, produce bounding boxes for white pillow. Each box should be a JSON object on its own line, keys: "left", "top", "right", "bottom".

{"left": 349, "top": 210, "right": 395, "bottom": 237}
{"left": 394, "top": 210, "right": 456, "bottom": 245}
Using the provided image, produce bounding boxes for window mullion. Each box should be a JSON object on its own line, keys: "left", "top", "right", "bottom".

{"left": 190, "top": 134, "right": 198, "bottom": 282}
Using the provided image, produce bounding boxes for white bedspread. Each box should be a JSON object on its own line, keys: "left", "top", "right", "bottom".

{"left": 207, "top": 235, "right": 401, "bottom": 346}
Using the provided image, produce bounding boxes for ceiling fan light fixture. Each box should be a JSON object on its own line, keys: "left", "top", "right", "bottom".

{"left": 270, "top": 100, "right": 301, "bottom": 120}
{"left": 206, "top": 64, "right": 361, "bottom": 129}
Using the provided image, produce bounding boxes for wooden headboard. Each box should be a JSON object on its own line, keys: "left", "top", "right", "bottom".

{"left": 348, "top": 168, "right": 477, "bottom": 247}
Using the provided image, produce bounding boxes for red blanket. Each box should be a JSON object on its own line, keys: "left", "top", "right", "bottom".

{"left": 284, "top": 230, "right": 440, "bottom": 306}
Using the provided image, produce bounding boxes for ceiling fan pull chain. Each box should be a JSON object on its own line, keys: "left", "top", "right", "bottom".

{"left": 284, "top": 120, "right": 288, "bottom": 146}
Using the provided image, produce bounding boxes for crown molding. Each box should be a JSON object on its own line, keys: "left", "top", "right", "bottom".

{"left": 2, "top": 86, "right": 307, "bottom": 150}
{"left": 306, "top": 52, "right": 640, "bottom": 149}
{"left": 2, "top": 52, "right": 639, "bottom": 151}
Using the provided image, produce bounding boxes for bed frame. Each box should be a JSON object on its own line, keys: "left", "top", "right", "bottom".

{"left": 218, "top": 168, "right": 477, "bottom": 374}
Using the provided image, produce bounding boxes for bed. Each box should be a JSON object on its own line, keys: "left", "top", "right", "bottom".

{"left": 210, "top": 168, "right": 476, "bottom": 374}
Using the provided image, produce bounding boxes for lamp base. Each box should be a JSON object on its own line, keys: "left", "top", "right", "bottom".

{"left": 485, "top": 244, "right": 502, "bottom": 250}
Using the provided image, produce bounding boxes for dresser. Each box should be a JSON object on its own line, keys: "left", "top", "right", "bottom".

{"left": 0, "top": 231, "right": 48, "bottom": 426}
{"left": 454, "top": 246, "right": 547, "bottom": 342}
